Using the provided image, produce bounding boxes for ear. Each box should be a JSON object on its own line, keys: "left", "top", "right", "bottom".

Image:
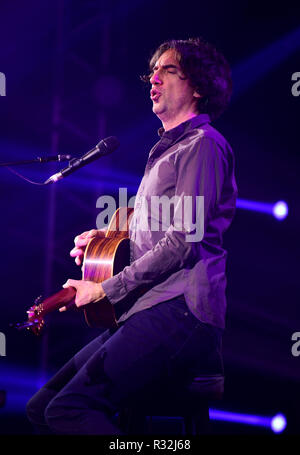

{"left": 193, "top": 90, "right": 202, "bottom": 99}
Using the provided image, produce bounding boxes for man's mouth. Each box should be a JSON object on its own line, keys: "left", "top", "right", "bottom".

{"left": 150, "top": 89, "right": 161, "bottom": 102}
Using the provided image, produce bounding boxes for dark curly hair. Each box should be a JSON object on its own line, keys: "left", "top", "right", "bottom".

{"left": 141, "top": 38, "right": 232, "bottom": 121}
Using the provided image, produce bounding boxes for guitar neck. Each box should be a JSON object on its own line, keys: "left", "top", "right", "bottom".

{"left": 40, "top": 286, "right": 76, "bottom": 315}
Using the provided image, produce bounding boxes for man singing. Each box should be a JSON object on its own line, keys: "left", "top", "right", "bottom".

{"left": 27, "top": 37, "right": 237, "bottom": 434}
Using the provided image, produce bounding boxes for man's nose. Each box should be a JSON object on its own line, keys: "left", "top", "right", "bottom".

{"left": 150, "top": 70, "right": 162, "bottom": 85}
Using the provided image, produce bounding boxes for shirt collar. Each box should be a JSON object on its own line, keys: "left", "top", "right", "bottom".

{"left": 158, "top": 113, "right": 211, "bottom": 140}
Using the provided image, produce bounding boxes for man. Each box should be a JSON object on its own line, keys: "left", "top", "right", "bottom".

{"left": 27, "top": 38, "right": 237, "bottom": 434}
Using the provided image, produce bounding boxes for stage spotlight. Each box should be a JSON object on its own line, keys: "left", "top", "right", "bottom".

{"left": 272, "top": 201, "right": 288, "bottom": 220}
{"left": 209, "top": 408, "right": 287, "bottom": 433}
{"left": 236, "top": 198, "right": 289, "bottom": 220}
{"left": 271, "top": 413, "right": 287, "bottom": 433}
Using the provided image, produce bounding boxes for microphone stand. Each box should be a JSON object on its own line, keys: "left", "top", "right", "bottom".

{"left": 0, "top": 155, "right": 72, "bottom": 166}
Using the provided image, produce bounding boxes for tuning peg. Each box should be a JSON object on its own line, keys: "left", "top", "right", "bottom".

{"left": 34, "top": 295, "right": 43, "bottom": 305}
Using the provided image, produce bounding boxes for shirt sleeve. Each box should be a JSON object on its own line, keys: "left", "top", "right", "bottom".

{"left": 101, "top": 135, "right": 227, "bottom": 304}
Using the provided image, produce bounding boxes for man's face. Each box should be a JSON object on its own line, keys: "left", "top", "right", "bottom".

{"left": 149, "top": 49, "right": 200, "bottom": 125}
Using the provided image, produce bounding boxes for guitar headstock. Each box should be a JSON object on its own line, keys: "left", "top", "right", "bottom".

{"left": 11, "top": 288, "right": 77, "bottom": 336}
{"left": 26, "top": 295, "right": 45, "bottom": 335}
{"left": 10, "top": 295, "right": 45, "bottom": 336}
{"left": 26, "top": 304, "right": 45, "bottom": 336}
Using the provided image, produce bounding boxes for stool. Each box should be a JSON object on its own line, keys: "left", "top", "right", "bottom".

{"left": 119, "top": 374, "right": 224, "bottom": 435}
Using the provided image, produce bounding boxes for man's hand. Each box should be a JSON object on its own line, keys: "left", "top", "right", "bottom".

{"left": 59, "top": 279, "right": 106, "bottom": 312}
{"left": 70, "top": 228, "right": 106, "bottom": 266}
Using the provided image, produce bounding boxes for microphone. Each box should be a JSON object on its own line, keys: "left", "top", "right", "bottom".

{"left": 44, "top": 136, "right": 119, "bottom": 184}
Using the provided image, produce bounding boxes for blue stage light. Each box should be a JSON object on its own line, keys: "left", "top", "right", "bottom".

{"left": 237, "top": 198, "right": 289, "bottom": 220}
{"left": 209, "top": 408, "right": 287, "bottom": 433}
{"left": 232, "top": 25, "right": 300, "bottom": 100}
{"left": 271, "top": 413, "right": 287, "bottom": 433}
{"left": 272, "top": 201, "right": 288, "bottom": 220}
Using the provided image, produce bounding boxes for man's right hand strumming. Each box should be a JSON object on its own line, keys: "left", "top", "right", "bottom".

{"left": 70, "top": 228, "right": 107, "bottom": 266}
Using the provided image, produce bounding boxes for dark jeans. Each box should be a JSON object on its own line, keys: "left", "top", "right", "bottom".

{"left": 26, "top": 296, "right": 223, "bottom": 435}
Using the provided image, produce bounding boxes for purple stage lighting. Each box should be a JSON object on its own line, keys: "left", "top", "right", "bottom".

{"left": 271, "top": 413, "right": 287, "bottom": 433}
{"left": 209, "top": 408, "right": 287, "bottom": 433}
{"left": 272, "top": 201, "right": 289, "bottom": 220}
{"left": 237, "top": 198, "right": 288, "bottom": 220}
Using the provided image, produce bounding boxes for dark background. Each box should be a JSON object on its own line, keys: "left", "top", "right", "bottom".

{"left": 0, "top": 0, "right": 299, "bottom": 435}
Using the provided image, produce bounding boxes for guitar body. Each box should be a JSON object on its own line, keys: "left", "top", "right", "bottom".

{"left": 82, "top": 207, "right": 133, "bottom": 328}
{"left": 13, "top": 207, "right": 134, "bottom": 334}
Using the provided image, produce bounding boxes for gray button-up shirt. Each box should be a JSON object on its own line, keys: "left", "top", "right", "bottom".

{"left": 101, "top": 114, "right": 237, "bottom": 328}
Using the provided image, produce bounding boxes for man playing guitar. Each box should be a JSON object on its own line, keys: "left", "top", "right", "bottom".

{"left": 26, "top": 38, "right": 237, "bottom": 434}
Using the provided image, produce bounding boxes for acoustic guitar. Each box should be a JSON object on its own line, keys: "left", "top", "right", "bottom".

{"left": 12, "top": 207, "right": 134, "bottom": 335}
